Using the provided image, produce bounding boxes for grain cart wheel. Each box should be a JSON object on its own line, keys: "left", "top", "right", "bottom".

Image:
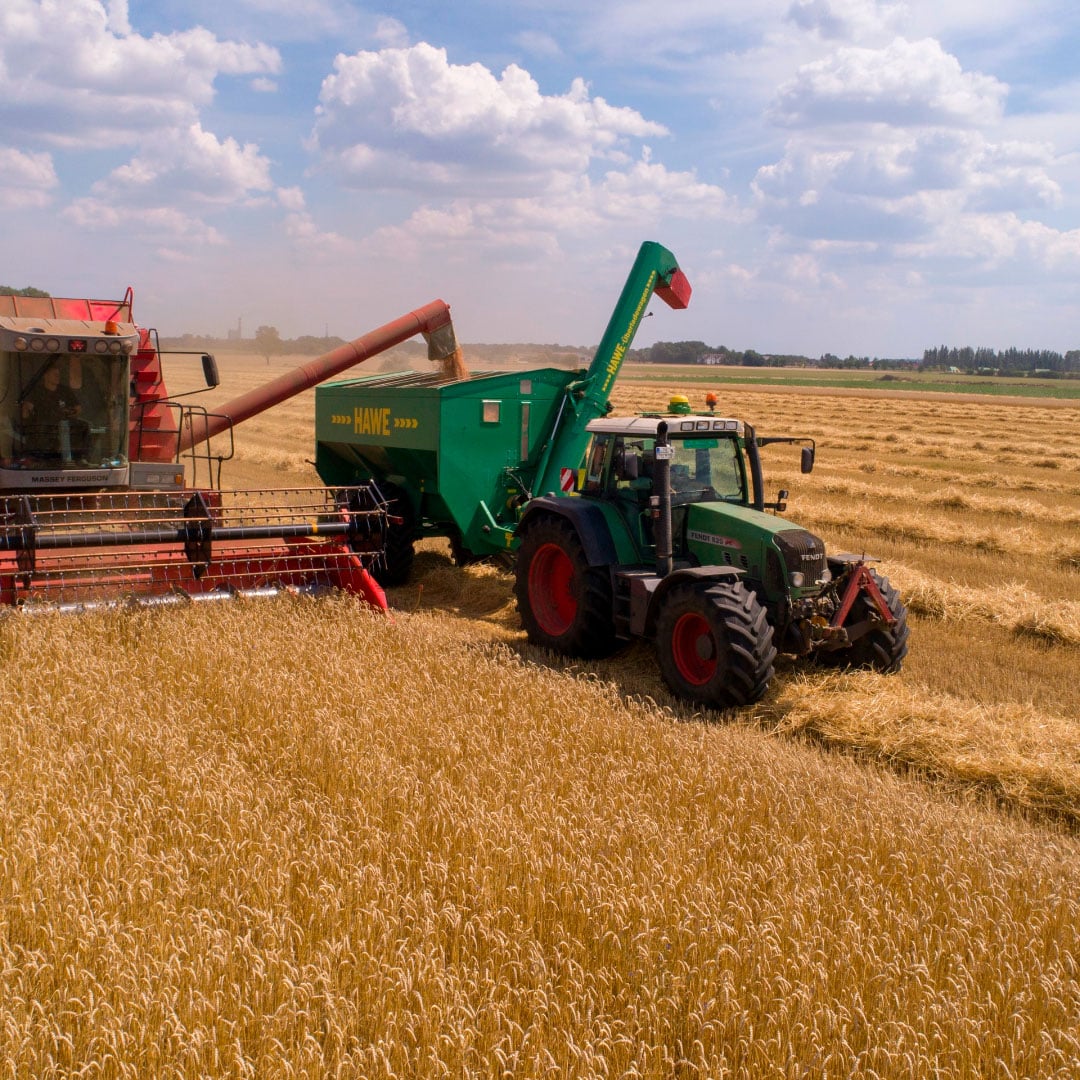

{"left": 447, "top": 526, "right": 484, "bottom": 568}
{"left": 373, "top": 482, "right": 415, "bottom": 587}
{"left": 828, "top": 569, "right": 910, "bottom": 673}
{"left": 514, "top": 516, "right": 617, "bottom": 658}
{"left": 656, "top": 581, "right": 776, "bottom": 709}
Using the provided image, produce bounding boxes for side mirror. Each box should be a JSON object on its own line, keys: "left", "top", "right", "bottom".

{"left": 201, "top": 353, "right": 220, "bottom": 389}
{"left": 801, "top": 446, "right": 815, "bottom": 474}
{"left": 776, "top": 489, "right": 789, "bottom": 512}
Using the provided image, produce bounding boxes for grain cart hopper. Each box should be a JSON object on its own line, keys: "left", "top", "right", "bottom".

{"left": 313, "top": 241, "right": 909, "bottom": 709}
{"left": 0, "top": 290, "right": 461, "bottom": 610}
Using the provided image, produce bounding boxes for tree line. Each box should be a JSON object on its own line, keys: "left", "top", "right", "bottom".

{"left": 631, "top": 340, "right": 1080, "bottom": 377}
{"left": 630, "top": 341, "right": 915, "bottom": 370}
{"left": 0, "top": 286, "right": 50, "bottom": 297}
{"left": 920, "top": 345, "right": 1079, "bottom": 375}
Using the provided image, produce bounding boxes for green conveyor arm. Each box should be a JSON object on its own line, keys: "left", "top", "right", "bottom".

{"left": 532, "top": 241, "right": 691, "bottom": 497}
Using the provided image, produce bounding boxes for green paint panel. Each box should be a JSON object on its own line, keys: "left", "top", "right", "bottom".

{"left": 315, "top": 367, "right": 578, "bottom": 554}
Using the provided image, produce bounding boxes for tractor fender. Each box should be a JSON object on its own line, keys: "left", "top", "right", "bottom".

{"left": 639, "top": 565, "right": 745, "bottom": 639}
{"left": 515, "top": 496, "right": 619, "bottom": 568}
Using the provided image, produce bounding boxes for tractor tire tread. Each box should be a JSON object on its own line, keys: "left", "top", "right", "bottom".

{"left": 513, "top": 515, "right": 618, "bottom": 659}
{"left": 657, "top": 580, "right": 776, "bottom": 709}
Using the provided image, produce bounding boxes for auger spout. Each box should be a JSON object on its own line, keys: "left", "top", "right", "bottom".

{"left": 177, "top": 300, "right": 457, "bottom": 452}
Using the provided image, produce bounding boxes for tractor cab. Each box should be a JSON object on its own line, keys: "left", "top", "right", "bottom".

{"left": 582, "top": 413, "right": 749, "bottom": 506}
{"left": 574, "top": 406, "right": 854, "bottom": 654}
{"left": 0, "top": 310, "right": 137, "bottom": 491}
{"left": 580, "top": 412, "right": 760, "bottom": 558}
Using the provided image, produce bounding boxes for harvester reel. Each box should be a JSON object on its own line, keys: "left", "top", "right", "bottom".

{"left": 372, "top": 482, "right": 416, "bottom": 587}
{"left": 11, "top": 496, "right": 37, "bottom": 581}
{"left": 342, "top": 486, "right": 386, "bottom": 556}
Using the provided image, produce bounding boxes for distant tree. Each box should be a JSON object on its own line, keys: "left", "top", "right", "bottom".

{"left": 254, "top": 325, "right": 282, "bottom": 364}
{"left": 646, "top": 340, "right": 710, "bottom": 365}
{"left": 292, "top": 334, "right": 347, "bottom": 355}
{"left": 0, "top": 285, "right": 50, "bottom": 297}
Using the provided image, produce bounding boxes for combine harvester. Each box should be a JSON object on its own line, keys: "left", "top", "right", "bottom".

{"left": 312, "top": 241, "right": 909, "bottom": 709}
{"left": 0, "top": 291, "right": 463, "bottom": 611}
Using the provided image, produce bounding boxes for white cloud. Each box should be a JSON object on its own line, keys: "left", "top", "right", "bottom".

{"left": 751, "top": 22, "right": 1075, "bottom": 284}
{"left": 0, "top": 1, "right": 281, "bottom": 146}
{"left": 276, "top": 186, "right": 307, "bottom": 212}
{"left": 92, "top": 123, "right": 275, "bottom": 206}
{"left": 283, "top": 211, "right": 353, "bottom": 253}
{"left": 0, "top": 147, "right": 58, "bottom": 208}
{"left": 771, "top": 37, "right": 1007, "bottom": 128}
{"left": 357, "top": 155, "right": 740, "bottom": 263}
{"left": 373, "top": 16, "right": 409, "bottom": 47}
{"left": 897, "top": 209, "right": 1080, "bottom": 271}
{"left": 515, "top": 30, "right": 563, "bottom": 59}
{"left": 62, "top": 199, "right": 225, "bottom": 246}
{"left": 312, "top": 43, "right": 668, "bottom": 193}
{"left": 598, "top": 157, "right": 745, "bottom": 222}
{"left": 756, "top": 132, "right": 1060, "bottom": 209}
{"left": 104, "top": 0, "right": 130, "bottom": 35}
{"left": 786, "top": 0, "right": 905, "bottom": 42}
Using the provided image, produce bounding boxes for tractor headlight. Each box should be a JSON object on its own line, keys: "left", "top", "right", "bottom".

{"left": 790, "top": 571, "right": 805, "bottom": 587}
{"left": 819, "top": 568, "right": 832, "bottom": 584}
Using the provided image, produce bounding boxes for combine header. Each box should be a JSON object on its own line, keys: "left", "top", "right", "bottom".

{"left": 0, "top": 291, "right": 461, "bottom": 610}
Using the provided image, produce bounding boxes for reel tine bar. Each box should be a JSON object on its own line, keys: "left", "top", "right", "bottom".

{"left": 0, "top": 486, "right": 387, "bottom": 607}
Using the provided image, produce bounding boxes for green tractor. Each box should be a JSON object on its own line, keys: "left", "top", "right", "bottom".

{"left": 313, "top": 240, "right": 909, "bottom": 709}
{"left": 512, "top": 405, "right": 908, "bottom": 709}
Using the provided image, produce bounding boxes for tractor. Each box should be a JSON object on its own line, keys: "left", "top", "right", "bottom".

{"left": 513, "top": 405, "right": 908, "bottom": 708}
{"left": 313, "top": 241, "right": 909, "bottom": 709}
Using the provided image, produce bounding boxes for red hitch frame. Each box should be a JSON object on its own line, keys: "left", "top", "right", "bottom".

{"left": 830, "top": 562, "right": 896, "bottom": 629}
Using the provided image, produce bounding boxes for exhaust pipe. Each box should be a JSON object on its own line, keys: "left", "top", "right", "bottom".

{"left": 653, "top": 421, "right": 673, "bottom": 577}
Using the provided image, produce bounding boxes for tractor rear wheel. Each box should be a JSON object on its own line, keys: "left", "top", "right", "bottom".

{"left": 656, "top": 581, "right": 776, "bottom": 709}
{"left": 373, "top": 482, "right": 415, "bottom": 587}
{"left": 514, "top": 515, "right": 617, "bottom": 658}
{"left": 827, "top": 568, "right": 909, "bottom": 673}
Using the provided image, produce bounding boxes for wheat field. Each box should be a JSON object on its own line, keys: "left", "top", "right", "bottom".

{"left": 1, "top": 355, "right": 1078, "bottom": 1077}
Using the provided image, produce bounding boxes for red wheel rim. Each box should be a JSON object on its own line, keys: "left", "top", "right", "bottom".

{"left": 529, "top": 543, "right": 576, "bottom": 635}
{"left": 671, "top": 612, "right": 717, "bottom": 685}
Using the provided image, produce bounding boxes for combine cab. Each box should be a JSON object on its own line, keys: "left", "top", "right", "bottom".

{"left": 0, "top": 291, "right": 462, "bottom": 611}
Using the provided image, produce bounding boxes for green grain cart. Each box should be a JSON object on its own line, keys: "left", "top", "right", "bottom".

{"left": 314, "top": 242, "right": 908, "bottom": 709}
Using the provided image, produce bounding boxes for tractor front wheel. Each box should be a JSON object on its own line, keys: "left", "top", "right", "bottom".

{"left": 656, "top": 581, "right": 776, "bottom": 709}
{"left": 514, "top": 516, "right": 617, "bottom": 658}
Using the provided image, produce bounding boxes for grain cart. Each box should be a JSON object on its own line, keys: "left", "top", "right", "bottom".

{"left": 313, "top": 241, "right": 908, "bottom": 708}
{"left": 0, "top": 290, "right": 462, "bottom": 610}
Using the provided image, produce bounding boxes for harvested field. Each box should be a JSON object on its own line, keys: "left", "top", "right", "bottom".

{"left": 2, "top": 356, "right": 1079, "bottom": 1077}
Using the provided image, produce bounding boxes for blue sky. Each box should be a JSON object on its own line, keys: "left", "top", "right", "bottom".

{"left": 3, "top": 0, "right": 1080, "bottom": 357}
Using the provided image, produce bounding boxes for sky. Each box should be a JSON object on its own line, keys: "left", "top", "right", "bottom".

{"left": 3, "top": 0, "right": 1080, "bottom": 358}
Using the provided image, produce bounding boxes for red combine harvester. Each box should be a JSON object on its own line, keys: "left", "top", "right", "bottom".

{"left": 0, "top": 290, "right": 459, "bottom": 611}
